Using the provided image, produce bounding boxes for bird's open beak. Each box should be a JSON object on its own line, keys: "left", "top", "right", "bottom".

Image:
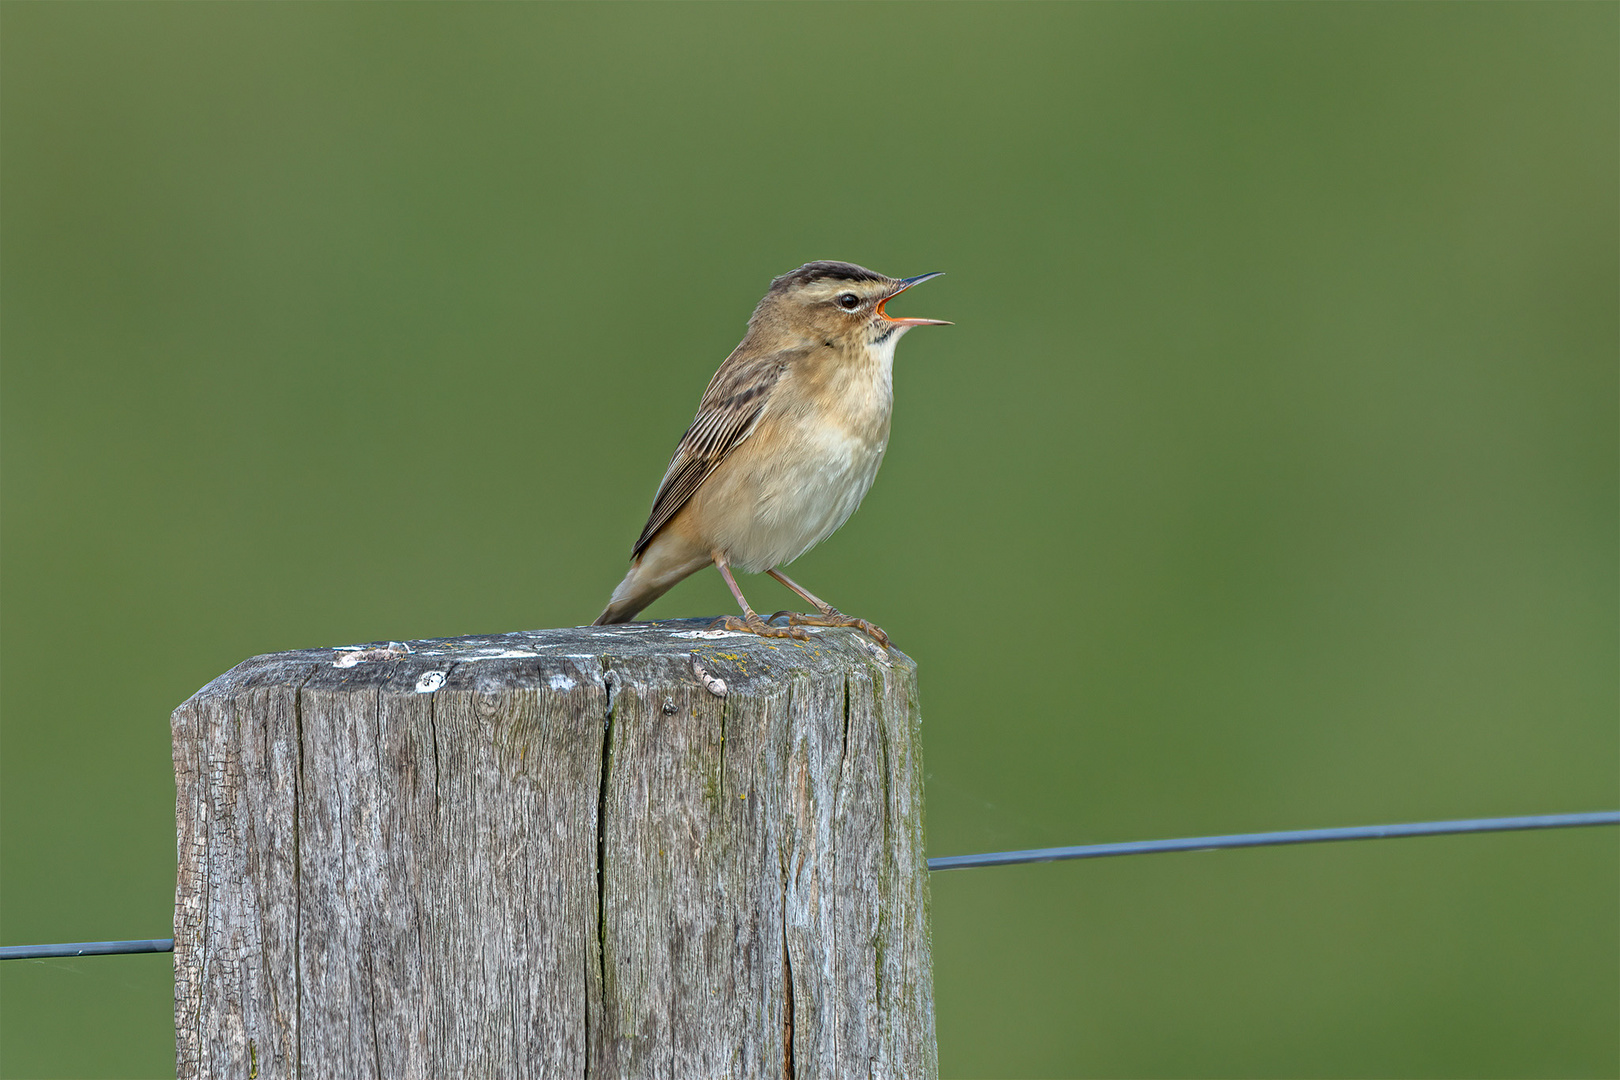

{"left": 877, "top": 272, "right": 952, "bottom": 326}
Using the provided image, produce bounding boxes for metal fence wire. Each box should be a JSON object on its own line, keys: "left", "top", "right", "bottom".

{"left": 4, "top": 810, "right": 1616, "bottom": 961}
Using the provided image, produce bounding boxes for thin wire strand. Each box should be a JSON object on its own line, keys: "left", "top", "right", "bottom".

{"left": 5, "top": 811, "right": 1616, "bottom": 959}
{"left": 2, "top": 938, "right": 175, "bottom": 961}
{"left": 926, "top": 811, "right": 1620, "bottom": 871}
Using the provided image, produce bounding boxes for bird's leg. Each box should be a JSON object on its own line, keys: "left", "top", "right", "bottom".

{"left": 709, "top": 554, "right": 810, "bottom": 641}
{"left": 764, "top": 568, "right": 890, "bottom": 648}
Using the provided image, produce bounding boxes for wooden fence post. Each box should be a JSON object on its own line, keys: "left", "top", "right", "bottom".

{"left": 172, "top": 620, "right": 935, "bottom": 1079}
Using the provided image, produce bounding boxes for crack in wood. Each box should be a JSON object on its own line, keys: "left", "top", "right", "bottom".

{"left": 591, "top": 663, "right": 619, "bottom": 1076}
{"left": 291, "top": 666, "right": 315, "bottom": 1080}
{"left": 782, "top": 919, "right": 795, "bottom": 1080}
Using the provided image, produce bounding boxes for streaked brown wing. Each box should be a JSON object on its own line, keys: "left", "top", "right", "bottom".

{"left": 631, "top": 347, "right": 802, "bottom": 557}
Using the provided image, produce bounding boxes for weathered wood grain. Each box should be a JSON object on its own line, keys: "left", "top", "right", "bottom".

{"left": 173, "top": 620, "right": 934, "bottom": 1079}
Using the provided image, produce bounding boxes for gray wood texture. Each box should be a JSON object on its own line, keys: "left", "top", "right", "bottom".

{"left": 173, "top": 620, "right": 934, "bottom": 1079}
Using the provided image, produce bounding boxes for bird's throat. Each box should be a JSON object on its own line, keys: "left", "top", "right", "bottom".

{"left": 863, "top": 324, "right": 907, "bottom": 380}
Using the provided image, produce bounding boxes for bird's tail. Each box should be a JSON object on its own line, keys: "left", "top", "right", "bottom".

{"left": 592, "top": 579, "right": 652, "bottom": 625}
{"left": 593, "top": 542, "right": 711, "bottom": 625}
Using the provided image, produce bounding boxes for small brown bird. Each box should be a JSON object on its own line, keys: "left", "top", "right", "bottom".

{"left": 594, "top": 260, "right": 949, "bottom": 644}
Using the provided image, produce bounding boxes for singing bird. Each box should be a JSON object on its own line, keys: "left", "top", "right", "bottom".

{"left": 593, "top": 260, "right": 949, "bottom": 645}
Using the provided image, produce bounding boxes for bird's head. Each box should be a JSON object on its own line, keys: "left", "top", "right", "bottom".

{"left": 750, "top": 260, "right": 950, "bottom": 350}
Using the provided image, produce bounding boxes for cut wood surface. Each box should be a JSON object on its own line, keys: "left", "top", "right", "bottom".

{"left": 173, "top": 619, "right": 934, "bottom": 1079}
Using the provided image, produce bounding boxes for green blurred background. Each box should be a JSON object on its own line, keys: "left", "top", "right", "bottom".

{"left": 2, "top": 4, "right": 1615, "bottom": 1077}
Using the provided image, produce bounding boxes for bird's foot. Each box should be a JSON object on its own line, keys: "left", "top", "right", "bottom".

{"left": 709, "top": 614, "right": 810, "bottom": 642}
{"left": 766, "top": 609, "right": 890, "bottom": 649}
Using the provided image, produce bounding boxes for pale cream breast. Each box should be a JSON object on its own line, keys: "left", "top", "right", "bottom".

{"left": 692, "top": 332, "right": 903, "bottom": 572}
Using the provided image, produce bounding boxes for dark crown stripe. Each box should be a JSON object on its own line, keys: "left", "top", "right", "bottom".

{"left": 770, "top": 261, "right": 887, "bottom": 291}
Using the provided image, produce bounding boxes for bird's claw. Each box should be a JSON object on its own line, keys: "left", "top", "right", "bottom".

{"left": 767, "top": 609, "right": 890, "bottom": 649}
{"left": 711, "top": 614, "right": 810, "bottom": 641}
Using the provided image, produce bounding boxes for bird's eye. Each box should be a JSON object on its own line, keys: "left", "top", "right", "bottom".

{"left": 836, "top": 293, "right": 861, "bottom": 311}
